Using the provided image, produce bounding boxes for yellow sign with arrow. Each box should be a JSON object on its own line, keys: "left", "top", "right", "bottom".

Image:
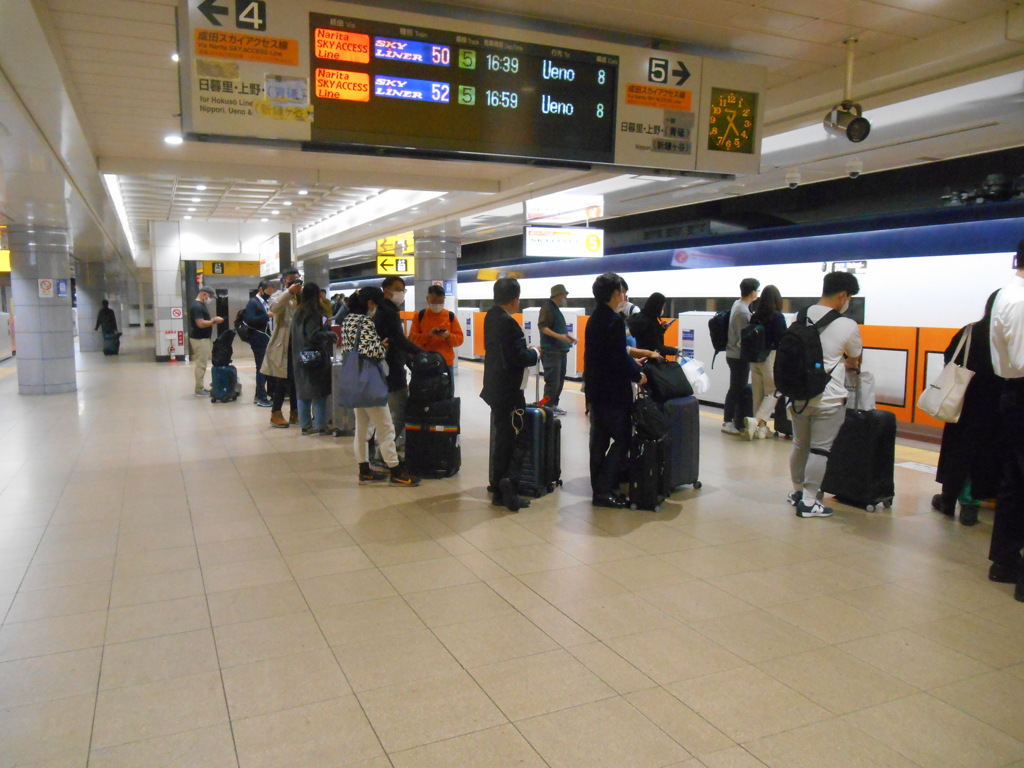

{"left": 376, "top": 256, "right": 415, "bottom": 276}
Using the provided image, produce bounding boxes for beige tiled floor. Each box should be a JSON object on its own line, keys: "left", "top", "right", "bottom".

{"left": 1, "top": 334, "right": 1023, "bottom": 767}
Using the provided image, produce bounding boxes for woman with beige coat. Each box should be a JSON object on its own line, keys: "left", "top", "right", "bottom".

{"left": 261, "top": 270, "right": 302, "bottom": 427}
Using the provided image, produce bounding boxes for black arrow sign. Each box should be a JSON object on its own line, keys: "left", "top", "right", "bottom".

{"left": 198, "top": 0, "right": 229, "bottom": 26}
{"left": 673, "top": 61, "right": 691, "bottom": 86}
{"left": 378, "top": 259, "right": 394, "bottom": 271}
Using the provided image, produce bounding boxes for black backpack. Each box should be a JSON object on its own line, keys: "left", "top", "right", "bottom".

{"left": 773, "top": 307, "right": 842, "bottom": 410}
{"left": 233, "top": 309, "right": 252, "bottom": 342}
{"left": 739, "top": 321, "right": 769, "bottom": 363}
{"left": 418, "top": 308, "right": 455, "bottom": 325}
{"left": 708, "top": 310, "right": 730, "bottom": 367}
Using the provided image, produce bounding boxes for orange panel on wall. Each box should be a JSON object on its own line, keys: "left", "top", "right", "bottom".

{"left": 859, "top": 325, "right": 918, "bottom": 423}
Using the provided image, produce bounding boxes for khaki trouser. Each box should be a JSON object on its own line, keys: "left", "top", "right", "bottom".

{"left": 190, "top": 337, "right": 212, "bottom": 393}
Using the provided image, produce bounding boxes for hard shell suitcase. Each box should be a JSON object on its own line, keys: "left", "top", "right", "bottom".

{"left": 820, "top": 406, "right": 896, "bottom": 511}
{"left": 211, "top": 364, "right": 240, "bottom": 402}
{"left": 628, "top": 434, "right": 671, "bottom": 511}
{"left": 662, "top": 396, "right": 701, "bottom": 490}
{"left": 328, "top": 360, "right": 356, "bottom": 436}
{"left": 406, "top": 397, "right": 461, "bottom": 478}
{"left": 487, "top": 403, "right": 562, "bottom": 497}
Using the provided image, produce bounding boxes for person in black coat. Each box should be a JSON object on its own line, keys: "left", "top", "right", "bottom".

{"left": 243, "top": 280, "right": 274, "bottom": 406}
{"left": 290, "top": 283, "right": 335, "bottom": 435}
{"left": 375, "top": 276, "right": 424, "bottom": 452}
{"left": 584, "top": 273, "right": 646, "bottom": 508}
{"left": 627, "top": 292, "right": 677, "bottom": 358}
{"left": 481, "top": 278, "right": 539, "bottom": 511}
{"left": 933, "top": 290, "right": 1004, "bottom": 526}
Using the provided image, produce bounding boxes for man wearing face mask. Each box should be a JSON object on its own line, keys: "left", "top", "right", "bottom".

{"left": 787, "top": 271, "right": 862, "bottom": 518}
{"left": 243, "top": 279, "right": 275, "bottom": 406}
{"left": 409, "top": 284, "right": 464, "bottom": 397}
{"left": 376, "top": 276, "right": 425, "bottom": 453}
{"left": 584, "top": 273, "right": 647, "bottom": 508}
{"left": 188, "top": 286, "right": 223, "bottom": 397}
{"left": 537, "top": 284, "right": 576, "bottom": 416}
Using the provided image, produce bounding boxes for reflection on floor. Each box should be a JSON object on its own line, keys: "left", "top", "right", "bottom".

{"left": 1, "top": 330, "right": 1022, "bottom": 768}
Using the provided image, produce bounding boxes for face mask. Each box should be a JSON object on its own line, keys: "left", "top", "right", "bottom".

{"left": 841, "top": 298, "right": 851, "bottom": 314}
{"left": 557, "top": 297, "right": 567, "bottom": 307}
{"left": 428, "top": 303, "right": 444, "bottom": 314}
{"left": 391, "top": 290, "right": 406, "bottom": 305}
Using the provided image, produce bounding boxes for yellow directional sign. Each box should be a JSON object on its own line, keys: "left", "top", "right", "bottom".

{"left": 376, "top": 256, "right": 415, "bottom": 276}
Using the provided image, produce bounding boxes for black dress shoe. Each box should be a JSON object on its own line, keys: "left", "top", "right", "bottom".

{"left": 498, "top": 478, "right": 530, "bottom": 512}
{"left": 989, "top": 561, "right": 1022, "bottom": 584}
{"left": 592, "top": 493, "right": 628, "bottom": 509}
{"left": 931, "top": 494, "right": 955, "bottom": 517}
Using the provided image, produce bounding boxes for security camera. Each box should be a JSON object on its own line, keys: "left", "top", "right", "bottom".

{"left": 785, "top": 171, "right": 801, "bottom": 189}
{"left": 824, "top": 101, "right": 871, "bottom": 143}
{"left": 845, "top": 159, "right": 863, "bottom": 179}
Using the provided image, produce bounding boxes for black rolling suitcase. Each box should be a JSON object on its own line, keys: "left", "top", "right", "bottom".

{"left": 628, "top": 434, "right": 671, "bottom": 511}
{"left": 515, "top": 404, "right": 562, "bottom": 497}
{"left": 102, "top": 333, "right": 121, "bottom": 355}
{"left": 211, "top": 365, "right": 240, "bottom": 402}
{"left": 406, "top": 397, "right": 461, "bottom": 477}
{"left": 662, "top": 396, "right": 701, "bottom": 490}
{"left": 820, "top": 380, "right": 896, "bottom": 512}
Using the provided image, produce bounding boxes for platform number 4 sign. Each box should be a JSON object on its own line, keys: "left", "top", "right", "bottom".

{"left": 236, "top": 1, "right": 266, "bottom": 30}
{"left": 197, "top": 0, "right": 266, "bottom": 31}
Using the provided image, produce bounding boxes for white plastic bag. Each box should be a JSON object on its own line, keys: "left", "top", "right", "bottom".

{"left": 845, "top": 369, "right": 877, "bottom": 411}
{"left": 681, "top": 358, "right": 710, "bottom": 396}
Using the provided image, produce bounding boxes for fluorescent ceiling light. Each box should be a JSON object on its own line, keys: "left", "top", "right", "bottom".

{"left": 164, "top": 134, "right": 183, "bottom": 145}
{"left": 102, "top": 173, "right": 137, "bottom": 259}
{"left": 196, "top": 184, "right": 206, "bottom": 191}
{"left": 298, "top": 189, "right": 308, "bottom": 195}
{"left": 296, "top": 189, "right": 442, "bottom": 249}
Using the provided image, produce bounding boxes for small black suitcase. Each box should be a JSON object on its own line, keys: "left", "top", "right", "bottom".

{"left": 662, "top": 396, "right": 701, "bottom": 490}
{"left": 773, "top": 397, "right": 793, "bottom": 438}
{"left": 406, "top": 397, "right": 461, "bottom": 478}
{"left": 211, "top": 364, "right": 240, "bottom": 402}
{"left": 516, "top": 405, "right": 562, "bottom": 497}
{"left": 821, "top": 407, "right": 896, "bottom": 511}
{"left": 628, "top": 434, "right": 671, "bottom": 511}
{"left": 102, "top": 333, "right": 120, "bottom": 356}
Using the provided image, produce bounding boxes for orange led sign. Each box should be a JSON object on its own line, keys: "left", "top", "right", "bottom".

{"left": 315, "top": 69, "right": 370, "bottom": 102}
{"left": 314, "top": 28, "right": 370, "bottom": 63}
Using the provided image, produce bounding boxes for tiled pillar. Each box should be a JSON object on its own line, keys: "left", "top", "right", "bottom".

{"left": 74, "top": 259, "right": 108, "bottom": 353}
{"left": 151, "top": 221, "right": 185, "bottom": 361}
{"left": 9, "top": 225, "right": 76, "bottom": 394}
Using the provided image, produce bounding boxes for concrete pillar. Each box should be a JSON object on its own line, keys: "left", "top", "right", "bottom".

{"left": 413, "top": 236, "right": 460, "bottom": 313}
{"left": 75, "top": 259, "right": 107, "bottom": 353}
{"left": 151, "top": 221, "right": 185, "bottom": 361}
{"left": 301, "top": 255, "right": 330, "bottom": 292}
{"left": 9, "top": 225, "right": 76, "bottom": 394}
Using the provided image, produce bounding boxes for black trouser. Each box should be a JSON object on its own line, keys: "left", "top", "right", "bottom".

{"left": 270, "top": 353, "right": 297, "bottom": 412}
{"left": 251, "top": 343, "right": 268, "bottom": 400}
{"left": 990, "top": 380, "right": 1024, "bottom": 567}
{"left": 489, "top": 394, "right": 527, "bottom": 491}
{"left": 724, "top": 357, "right": 752, "bottom": 429}
{"left": 589, "top": 400, "right": 632, "bottom": 496}
{"left": 541, "top": 349, "right": 567, "bottom": 407}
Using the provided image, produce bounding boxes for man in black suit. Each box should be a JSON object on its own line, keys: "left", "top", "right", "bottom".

{"left": 584, "top": 273, "right": 647, "bottom": 508}
{"left": 481, "top": 278, "right": 539, "bottom": 511}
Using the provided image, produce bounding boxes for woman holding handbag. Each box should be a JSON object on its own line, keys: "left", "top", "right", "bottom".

{"left": 290, "top": 283, "right": 335, "bottom": 435}
{"left": 340, "top": 287, "right": 420, "bottom": 486}
{"left": 932, "top": 290, "right": 1004, "bottom": 525}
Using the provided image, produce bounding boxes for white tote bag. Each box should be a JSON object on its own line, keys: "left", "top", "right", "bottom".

{"left": 681, "top": 358, "right": 710, "bottom": 396}
{"left": 918, "top": 326, "right": 975, "bottom": 423}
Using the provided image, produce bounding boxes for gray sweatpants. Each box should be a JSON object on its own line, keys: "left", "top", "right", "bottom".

{"left": 789, "top": 403, "right": 846, "bottom": 506}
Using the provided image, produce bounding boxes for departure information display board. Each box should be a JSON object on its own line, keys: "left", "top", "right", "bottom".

{"left": 307, "top": 13, "right": 618, "bottom": 163}
{"left": 178, "top": 0, "right": 766, "bottom": 175}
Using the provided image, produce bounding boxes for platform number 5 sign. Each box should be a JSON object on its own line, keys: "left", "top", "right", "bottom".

{"left": 197, "top": 0, "right": 266, "bottom": 32}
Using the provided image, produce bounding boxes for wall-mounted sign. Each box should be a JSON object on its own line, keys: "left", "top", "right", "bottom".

{"left": 178, "top": 0, "right": 765, "bottom": 175}
{"left": 377, "top": 231, "right": 414, "bottom": 256}
{"left": 526, "top": 194, "right": 604, "bottom": 224}
{"left": 376, "top": 255, "right": 415, "bottom": 275}
{"left": 832, "top": 260, "right": 868, "bottom": 274}
{"left": 202, "top": 260, "right": 261, "bottom": 276}
{"left": 56, "top": 279, "right": 69, "bottom": 298}
{"left": 524, "top": 226, "right": 604, "bottom": 258}
{"left": 38, "top": 279, "right": 54, "bottom": 298}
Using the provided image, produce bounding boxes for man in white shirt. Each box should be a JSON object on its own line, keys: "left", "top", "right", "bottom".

{"left": 788, "top": 272, "right": 863, "bottom": 518}
{"left": 988, "top": 240, "right": 1024, "bottom": 602}
{"left": 722, "top": 277, "right": 760, "bottom": 435}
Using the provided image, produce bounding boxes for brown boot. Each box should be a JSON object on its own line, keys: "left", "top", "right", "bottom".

{"left": 270, "top": 411, "right": 289, "bottom": 428}
{"left": 289, "top": 410, "right": 298, "bottom": 424}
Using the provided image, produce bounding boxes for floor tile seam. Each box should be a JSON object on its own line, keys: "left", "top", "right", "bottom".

{"left": 834, "top": 692, "right": 1024, "bottom": 768}
{"left": 830, "top": 632, "right": 995, "bottom": 690}
{"left": 84, "top": 523, "right": 123, "bottom": 768}
{"left": 902, "top": 620, "right": 1024, "bottom": 669}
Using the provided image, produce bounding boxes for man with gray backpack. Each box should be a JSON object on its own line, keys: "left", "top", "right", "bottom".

{"left": 775, "top": 272, "right": 862, "bottom": 518}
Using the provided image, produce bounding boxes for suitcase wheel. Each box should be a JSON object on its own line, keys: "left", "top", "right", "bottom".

{"left": 865, "top": 504, "right": 876, "bottom": 513}
{"left": 693, "top": 481, "right": 702, "bottom": 490}
{"left": 630, "top": 502, "right": 638, "bottom": 511}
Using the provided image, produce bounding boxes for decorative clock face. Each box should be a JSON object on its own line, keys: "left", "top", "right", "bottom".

{"left": 707, "top": 88, "right": 757, "bottom": 154}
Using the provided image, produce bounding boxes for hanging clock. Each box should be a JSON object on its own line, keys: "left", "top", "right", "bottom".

{"left": 707, "top": 88, "right": 758, "bottom": 154}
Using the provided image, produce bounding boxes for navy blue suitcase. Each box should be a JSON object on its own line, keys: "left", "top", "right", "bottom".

{"left": 516, "top": 405, "right": 562, "bottom": 497}
{"left": 211, "top": 365, "right": 240, "bottom": 403}
{"left": 406, "top": 397, "right": 461, "bottom": 478}
{"left": 662, "top": 396, "right": 701, "bottom": 490}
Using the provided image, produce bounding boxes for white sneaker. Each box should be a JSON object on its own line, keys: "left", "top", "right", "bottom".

{"left": 743, "top": 417, "right": 758, "bottom": 440}
{"left": 755, "top": 425, "right": 770, "bottom": 439}
{"left": 721, "top": 423, "right": 741, "bottom": 435}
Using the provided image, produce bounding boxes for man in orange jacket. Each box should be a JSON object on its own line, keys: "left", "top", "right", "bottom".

{"left": 409, "top": 284, "right": 465, "bottom": 397}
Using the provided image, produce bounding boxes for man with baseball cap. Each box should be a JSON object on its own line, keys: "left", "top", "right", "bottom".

{"left": 537, "top": 283, "right": 576, "bottom": 416}
{"left": 188, "top": 286, "right": 223, "bottom": 396}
